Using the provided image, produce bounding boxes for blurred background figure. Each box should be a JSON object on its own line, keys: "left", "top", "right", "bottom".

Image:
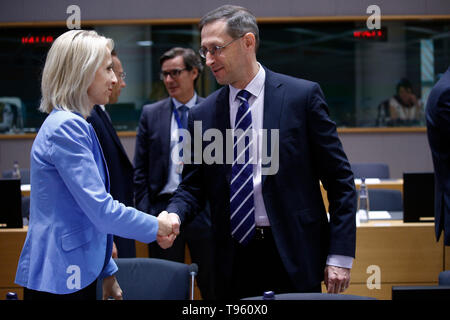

{"left": 87, "top": 49, "right": 136, "bottom": 258}
{"left": 389, "top": 78, "right": 424, "bottom": 125}
{"left": 426, "top": 67, "right": 450, "bottom": 246}
{"left": 134, "top": 47, "right": 215, "bottom": 299}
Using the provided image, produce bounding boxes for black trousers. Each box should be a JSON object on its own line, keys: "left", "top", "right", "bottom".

{"left": 229, "top": 227, "right": 321, "bottom": 300}
{"left": 23, "top": 279, "right": 97, "bottom": 300}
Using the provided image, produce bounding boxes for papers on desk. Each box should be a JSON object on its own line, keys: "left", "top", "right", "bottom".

{"left": 355, "top": 178, "right": 381, "bottom": 184}
{"left": 368, "top": 211, "right": 391, "bottom": 220}
{"left": 21, "top": 184, "right": 31, "bottom": 192}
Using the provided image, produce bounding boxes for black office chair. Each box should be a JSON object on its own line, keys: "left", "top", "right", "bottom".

{"left": 243, "top": 293, "right": 376, "bottom": 300}
{"left": 2, "top": 168, "right": 30, "bottom": 218}
{"left": 351, "top": 162, "right": 390, "bottom": 179}
{"left": 368, "top": 189, "right": 403, "bottom": 211}
{"left": 439, "top": 271, "right": 450, "bottom": 286}
{"left": 96, "top": 258, "right": 197, "bottom": 300}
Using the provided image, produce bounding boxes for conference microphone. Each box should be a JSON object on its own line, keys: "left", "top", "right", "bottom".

{"left": 189, "top": 263, "right": 198, "bottom": 300}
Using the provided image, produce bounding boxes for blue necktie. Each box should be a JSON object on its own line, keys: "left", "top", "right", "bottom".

{"left": 178, "top": 105, "right": 189, "bottom": 130}
{"left": 177, "top": 105, "right": 189, "bottom": 159}
{"left": 230, "top": 90, "right": 255, "bottom": 245}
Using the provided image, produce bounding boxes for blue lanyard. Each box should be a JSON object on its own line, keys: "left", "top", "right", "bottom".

{"left": 172, "top": 106, "right": 184, "bottom": 130}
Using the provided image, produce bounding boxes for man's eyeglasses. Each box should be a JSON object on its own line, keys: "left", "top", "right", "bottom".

{"left": 198, "top": 35, "right": 244, "bottom": 59}
{"left": 160, "top": 68, "right": 187, "bottom": 80}
{"left": 117, "top": 72, "right": 126, "bottom": 80}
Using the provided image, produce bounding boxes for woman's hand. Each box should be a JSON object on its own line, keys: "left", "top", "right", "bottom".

{"left": 102, "top": 275, "right": 123, "bottom": 300}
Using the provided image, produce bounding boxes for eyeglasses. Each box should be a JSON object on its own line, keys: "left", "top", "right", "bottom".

{"left": 160, "top": 68, "right": 187, "bottom": 80}
{"left": 117, "top": 72, "right": 126, "bottom": 80}
{"left": 198, "top": 35, "right": 243, "bottom": 59}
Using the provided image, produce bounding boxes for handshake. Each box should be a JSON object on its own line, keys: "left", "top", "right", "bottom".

{"left": 156, "top": 211, "right": 180, "bottom": 249}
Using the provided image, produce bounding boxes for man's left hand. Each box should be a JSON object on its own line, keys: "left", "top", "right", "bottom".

{"left": 324, "top": 265, "right": 351, "bottom": 294}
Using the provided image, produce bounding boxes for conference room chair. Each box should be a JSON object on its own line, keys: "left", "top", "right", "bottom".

{"left": 351, "top": 162, "right": 390, "bottom": 179}
{"left": 368, "top": 189, "right": 403, "bottom": 211}
{"left": 96, "top": 258, "right": 196, "bottom": 300}
{"left": 243, "top": 293, "right": 376, "bottom": 300}
{"left": 439, "top": 271, "right": 450, "bottom": 286}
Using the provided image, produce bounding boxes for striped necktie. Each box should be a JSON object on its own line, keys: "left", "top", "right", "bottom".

{"left": 230, "top": 89, "right": 255, "bottom": 245}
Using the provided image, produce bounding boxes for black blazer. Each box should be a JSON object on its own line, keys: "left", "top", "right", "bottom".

{"left": 426, "top": 67, "right": 450, "bottom": 246}
{"left": 88, "top": 105, "right": 134, "bottom": 206}
{"left": 87, "top": 105, "right": 136, "bottom": 257}
{"left": 167, "top": 68, "right": 357, "bottom": 296}
{"left": 134, "top": 96, "right": 205, "bottom": 215}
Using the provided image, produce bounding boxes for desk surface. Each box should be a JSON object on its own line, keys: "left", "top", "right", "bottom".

{"left": 0, "top": 220, "right": 445, "bottom": 300}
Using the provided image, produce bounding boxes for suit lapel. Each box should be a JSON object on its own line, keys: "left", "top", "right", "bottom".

{"left": 262, "top": 69, "right": 284, "bottom": 186}
{"left": 96, "top": 106, "right": 130, "bottom": 163}
{"left": 215, "top": 87, "right": 232, "bottom": 183}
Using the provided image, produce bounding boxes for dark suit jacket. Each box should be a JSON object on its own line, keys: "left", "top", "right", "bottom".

{"left": 87, "top": 105, "right": 136, "bottom": 257}
{"left": 134, "top": 96, "right": 205, "bottom": 217}
{"left": 167, "top": 67, "right": 357, "bottom": 297}
{"left": 426, "top": 67, "right": 450, "bottom": 246}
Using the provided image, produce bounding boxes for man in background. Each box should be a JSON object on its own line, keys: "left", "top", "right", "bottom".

{"left": 87, "top": 49, "right": 136, "bottom": 258}
{"left": 134, "top": 47, "right": 215, "bottom": 299}
{"left": 426, "top": 67, "right": 450, "bottom": 246}
{"left": 389, "top": 78, "right": 424, "bottom": 125}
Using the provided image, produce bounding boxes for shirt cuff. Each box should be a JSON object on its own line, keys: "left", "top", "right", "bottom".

{"left": 98, "top": 257, "right": 118, "bottom": 279}
{"left": 326, "top": 254, "right": 353, "bottom": 269}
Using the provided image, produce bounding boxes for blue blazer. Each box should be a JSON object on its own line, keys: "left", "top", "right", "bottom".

{"left": 15, "top": 109, "right": 158, "bottom": 294}
{"left": 167, "top": 67, "right": 357, "bottom": 297}
{"left": 426, "top": 67, "right": 450, "bottom": 246}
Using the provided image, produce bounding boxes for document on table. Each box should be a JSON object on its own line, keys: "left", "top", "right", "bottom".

{"left": 368, "top": 211, "right": 392, "bottom": 220}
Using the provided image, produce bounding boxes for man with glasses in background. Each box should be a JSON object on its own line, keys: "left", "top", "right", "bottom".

{"left": 134, "top": 47, "right": 215, "bottom": 299}
{"left": 87, "top": 49, "right": 136, "bottom": 258}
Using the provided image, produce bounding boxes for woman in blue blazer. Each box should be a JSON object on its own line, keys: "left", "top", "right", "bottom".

{"left": 15, "top": 30, "right": 178, "bottom": 300}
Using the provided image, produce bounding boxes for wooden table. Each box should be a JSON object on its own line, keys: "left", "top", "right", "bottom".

{"left": 2, "top": 219, "right": 447, "bottom": 300}
{"left": 340, "top": 220, "right": 445, "bottom": 300}
{"left": 0, "top": 227, "right": 204, "bottom": 300}
{"left": 0, "top": 227, "right": 27, "bottom": 300}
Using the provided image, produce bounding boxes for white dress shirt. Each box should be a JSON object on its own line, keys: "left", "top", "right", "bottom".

{"left": 228, "top": 63, "right": 353, "bottom": 269}
{"left": 160, "top": 93, "right": 198, "bottom": 195}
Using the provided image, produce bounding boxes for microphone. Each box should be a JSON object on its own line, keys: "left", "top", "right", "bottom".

{"left": 189, "top": 263, "right": 198, "bottom": 300}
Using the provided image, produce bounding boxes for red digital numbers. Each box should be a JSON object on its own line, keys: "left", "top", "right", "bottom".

{"left": 21, "top": 36, "right": 54, "bottom": 45}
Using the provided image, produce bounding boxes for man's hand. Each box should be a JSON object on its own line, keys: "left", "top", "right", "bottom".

{"left": 156, "top": 211, "right": 180, "bottom": 249}
{"left": 102, "top": 275, "right": 123, "bottom": 300}
{"left": 324, "top": 265, "right": 351, "bottom": 294}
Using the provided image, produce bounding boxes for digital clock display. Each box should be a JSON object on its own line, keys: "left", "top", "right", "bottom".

{"left": 353, "top": 27, "right": 387, "bottom": 41}
{"left": 21, "top": 35, "right": 54, "bottom": 45}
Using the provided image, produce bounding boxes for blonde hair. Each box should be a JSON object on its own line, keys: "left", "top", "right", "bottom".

{"left": 39, "top": 30, "right": 114, "bottom": 118}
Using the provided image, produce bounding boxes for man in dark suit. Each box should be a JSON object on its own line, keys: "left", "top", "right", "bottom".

{"left": 426, "top": 68, "right": 450, "bottom": 246}
{"left": 165, "top": 5, "right": 357, "bottom": 300}
{"left": 87, "top": 50, "right": 136, "bottom": 258}
{"left": 134, "top": 47, "right": 215, "bottom": 299}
